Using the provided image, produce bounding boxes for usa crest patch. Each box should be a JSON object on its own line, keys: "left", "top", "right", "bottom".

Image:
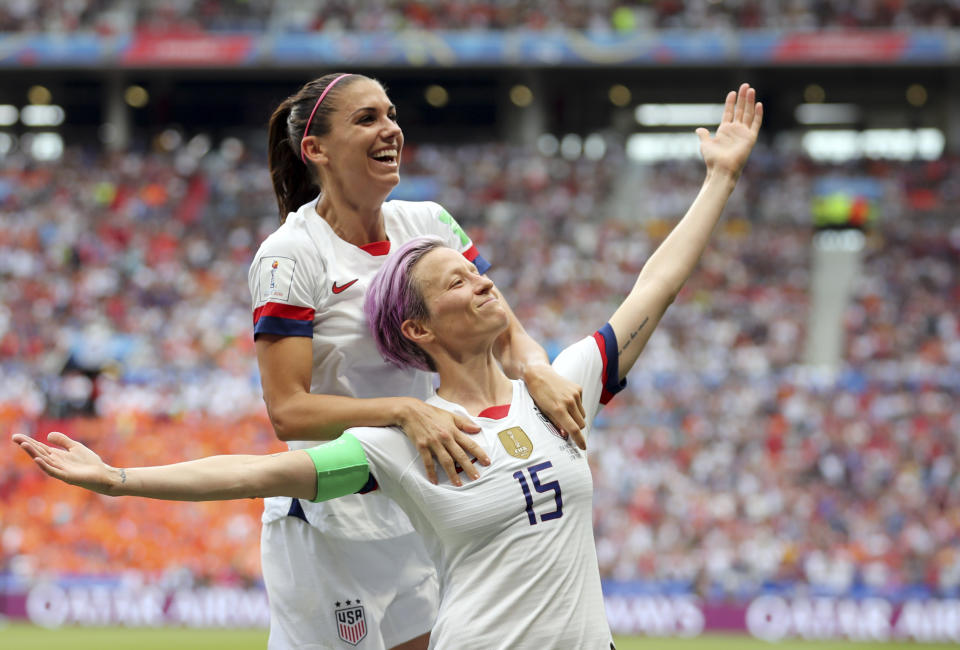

{"left": 334, "top": 600, "right": 367, "bottom": 646}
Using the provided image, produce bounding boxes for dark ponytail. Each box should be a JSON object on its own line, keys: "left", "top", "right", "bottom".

{"left": 267, "top": 72, "right": 369, "bottom": 223}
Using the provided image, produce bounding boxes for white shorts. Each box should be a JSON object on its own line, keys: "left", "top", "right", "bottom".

{"left": 261, "top": 516, "right": 439, "bottom": 649}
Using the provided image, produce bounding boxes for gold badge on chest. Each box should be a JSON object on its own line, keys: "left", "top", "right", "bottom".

{"left": 497, "top": 427, "right": 533, "bottom": 459}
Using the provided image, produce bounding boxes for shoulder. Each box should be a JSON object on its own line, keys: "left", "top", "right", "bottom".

{"left": 383, "top": 199, "right": 448, "bottom": 228}
{"left": 552, "top": 335, "right": 603, "bottom": 382}
{"left": 384, "top": 199, "right": 442, "bottom": 216}
{"left": 252, "top": 206, "right": 334, "bottom": 274}
{"left": 553, "top": 325, "right": 625, "bottom": 408}
{"left": 254, "top": 219, "right": 310, "bottom": 258}
{"left": 347, "top": 426, "right": 418, "bottom": 473}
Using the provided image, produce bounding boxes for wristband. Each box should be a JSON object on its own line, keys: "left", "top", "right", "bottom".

{"left": 304, "top": 433, "right": 371, "bottom": 502}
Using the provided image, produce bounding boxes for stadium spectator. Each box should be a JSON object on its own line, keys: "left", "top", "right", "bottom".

{"left": 1, "top": 139, "right": 957, "bottom": 602}
{"left": 2, "top": 1, "right": 960, "bottom": 33}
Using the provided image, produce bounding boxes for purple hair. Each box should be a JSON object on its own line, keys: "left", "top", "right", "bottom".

{"left": 364, "top": 236, "right": 448, "bottom": 372}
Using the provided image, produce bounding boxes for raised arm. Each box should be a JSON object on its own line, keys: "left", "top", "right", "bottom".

{"left": 12, "top": 432, "right": 318, "bottom": 501}
{"left": 256, "top": 334, "right": 488, "bottom": 485}
{"left": 608, "top": 83, "right": 762, "bottom": 380}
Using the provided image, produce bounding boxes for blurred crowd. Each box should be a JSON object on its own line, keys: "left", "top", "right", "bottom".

{"left": 0, "top": 137, "right": 957, "bottom": 601}
{"left": 2, "top": 0, "right": 959, "bottom": 34}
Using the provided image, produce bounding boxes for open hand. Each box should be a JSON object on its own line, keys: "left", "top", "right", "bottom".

{"left": 12, "top": 432, "right": 117, "bottom": 495}
{"left": 523, "top": 364, "right": 586, "bottom": 450}
{"left": 697, "top": 83, "right": 763, "bottom": 179}
{"left": 397, "top": 399, "right": 491, "bottom": 486}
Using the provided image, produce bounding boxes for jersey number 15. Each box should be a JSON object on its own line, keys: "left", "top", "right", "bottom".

{"left": 512, "top": 461, "right": 563, "bottom": 526}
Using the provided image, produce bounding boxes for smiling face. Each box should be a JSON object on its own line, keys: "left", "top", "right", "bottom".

{"left": 310, "top": 78, "right": 403, "bottom": 200}
{"left": 407, "top": 247, "right": 509, "bottom": 354}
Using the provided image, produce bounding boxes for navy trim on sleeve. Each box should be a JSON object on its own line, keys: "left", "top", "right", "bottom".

{"left": 357, "top": 473, "right": 379, "bottom": 494}
{"left": 253, "top": 316, "right": 314, "bottom": 338}
{"left": 473, "top": 253, "right": 492, "bottom": 275}
{"left": 596, "top": 322, "right": 627, "bottom": 404}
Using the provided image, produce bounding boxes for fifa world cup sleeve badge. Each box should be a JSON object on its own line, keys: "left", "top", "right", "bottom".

{"left": 497, "top": 427, "right": 533, "bottom": 459}
{"left": 258, "top": 256, "right": 296, "bottom": 301}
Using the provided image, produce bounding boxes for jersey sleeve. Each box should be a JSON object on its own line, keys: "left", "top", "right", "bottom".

{"left": 248, "top": 233, "right": 321, "bottom": 339}
{"left": 551, "top": 323, "right": 626, "bottom": 430}
{"left": 422, "top": 201, "right": 491, "bottom": 275}
{"left": 343, "top": 425, "right": 421, "bottom": 497}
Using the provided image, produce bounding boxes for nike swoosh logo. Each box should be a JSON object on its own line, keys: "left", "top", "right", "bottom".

{"left": 331, "top": 279, "right": 359, "bottom": 294}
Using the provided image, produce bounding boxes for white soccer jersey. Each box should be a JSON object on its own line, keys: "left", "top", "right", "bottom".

{"left": 348, "top": 326, "right": 625, "bottom": 649}
{"left": 249, "top": 197, "right": 490, "bottom": 539}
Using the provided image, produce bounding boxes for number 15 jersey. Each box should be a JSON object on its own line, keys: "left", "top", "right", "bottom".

{"left": 346, "top": 325, "right": 626, "bottom": 649}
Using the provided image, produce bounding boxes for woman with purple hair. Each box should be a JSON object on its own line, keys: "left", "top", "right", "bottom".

{"left": 253, "top": 71, "right": 586, "bottom": 649}
{"left": 14, "top": 84, "right": 762, "bottom": 648}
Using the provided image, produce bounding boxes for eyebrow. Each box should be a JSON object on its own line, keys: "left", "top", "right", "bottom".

{"left": 349, "top": 104, "right": 397, "bottom": 118}
{"left": 445, "top": 263, "right": 478, "bottom": 283}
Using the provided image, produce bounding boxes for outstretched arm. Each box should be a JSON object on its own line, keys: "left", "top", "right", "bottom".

{"left": 609, "top": 83, "right": 763, "bottom": 379}
{"left": 257, "top": 334, "right": 488, "bottom": 485}
{"left": 12, "top": 432, "right": 318, "bottom": 501}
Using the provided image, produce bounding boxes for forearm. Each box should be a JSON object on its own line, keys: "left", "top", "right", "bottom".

{"left": 108, "top": 451, "right": 316, "bottom": 501}
{"left": 635, "top": 169, "right": 738, "bottom": 297}
{"left": 268, "top": 392, "right": 416, "bottom": 442}
{"left": 492, "top": 290, "right": 550, "bottom": 380}
{"left": 609, "top": 170, "right": 739, "bottom": 377}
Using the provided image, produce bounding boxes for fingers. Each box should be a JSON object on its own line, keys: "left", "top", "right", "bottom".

{"left": 733, "top": 83, "right": 748, "bottom": 122}
{"left": 15, "top": 435, "right": 52, "bottom": 461}
{"left": 552, "top": 400, "right": 586, "bottom": 449}
{"left": 33, "top": 455, "right": 65, "bottom": 481}
{"left": 417, "top": 444, "right": 439, "bottom": 486}
{"left": 721, "top": 90, "right": 736, "bottom": 124}
{"left": 446, "top": 436, "right": 481, "bottom": 483}
{"left": 741, "top": 86, "right": 755, "bottom": 125}
{"left": 752, "top": 102, "right": 764, "bottom": 134}
{"left": 455, "top": 430, "right": 490, "bottom": 467}
{"left": 434, "top": 443, "right": 463, "bottom": 487}
{"left": 47, "top": 431, "right": 76, "bottom": 449}
{"left": 15, "top": 437, "right": 65, "bottom": 480}
{"left": 568, "top": 428, "right": 587, "bottom": 451}
{"left": 454, "top": 414, "right": 482, "bottom": 434}
{"left": 696, "top": 127, "right": 711, "bottom": 145}
{"left": 572, "top": 394, "right": 586, "bottom": 430}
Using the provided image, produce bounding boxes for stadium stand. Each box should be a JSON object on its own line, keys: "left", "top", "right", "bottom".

{"left": 1, "top": 139, "right": 957, "bottom": 601}
{"left": 1, "top": 0, "right": 959, "bottom": 33}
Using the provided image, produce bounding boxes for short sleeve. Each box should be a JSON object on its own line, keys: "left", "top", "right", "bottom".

{"left": 423, "top": 202, "right": 491, "bottom": 275}
{"left": 347, "top": 426, "right": 421, "bottom": 497}
{"left": 551, "top": 323, "right": 626, "bottom": 428}
{"left": 248, "top": 233, "right": 322, "bottom": 339}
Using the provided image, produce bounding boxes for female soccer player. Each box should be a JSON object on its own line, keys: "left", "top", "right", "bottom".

{"left": 15, "top": 83, "right": 762, "bottom": 649}
{"left": 252, "top": 72, "right": 585, "bottom": 649}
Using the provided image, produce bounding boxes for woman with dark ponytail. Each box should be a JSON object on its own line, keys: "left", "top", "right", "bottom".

{"left": 17, "top": 82, "right": 762, "bottom": 650}
{"left": 248, "top": 73, "right": 588, "bottom": 649}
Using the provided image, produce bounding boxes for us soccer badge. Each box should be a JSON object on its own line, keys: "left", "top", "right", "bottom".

{"left": 333, "top": 600, "right": 367, "bottom": 645}
{"left": 498, "top": 427, "right": 533, "bottom": 459}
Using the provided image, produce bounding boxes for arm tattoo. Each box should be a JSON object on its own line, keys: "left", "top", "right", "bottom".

{"left": 119, "top": 468, "right": 127, "bottom": 484}
{"left": 618, "top": 316, "right": 650, "bottom": 355}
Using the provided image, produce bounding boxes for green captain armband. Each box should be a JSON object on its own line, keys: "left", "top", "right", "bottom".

{"left": 304, "top": 433, "right": 372, "bottom": 503}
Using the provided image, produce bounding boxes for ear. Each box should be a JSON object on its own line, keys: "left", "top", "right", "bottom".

{"left": 400, "top": 319, "right": 434, "bottom": 347}
{"left": 301, "top": 136, "right": 329, "bottom": 165}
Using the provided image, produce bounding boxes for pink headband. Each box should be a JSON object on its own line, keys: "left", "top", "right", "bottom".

{"left": 300, "top": 73, "right": 352, "bottom": 163}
